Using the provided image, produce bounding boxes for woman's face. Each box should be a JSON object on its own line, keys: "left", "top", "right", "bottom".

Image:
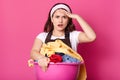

{"left": 51, "top": 9, "right": 69, "bottom": 31}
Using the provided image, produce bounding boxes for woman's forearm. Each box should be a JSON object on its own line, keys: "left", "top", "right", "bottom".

{"left": 76, "top": 15, "right": 96, "bottom": 41}
{"left": 30, "top": 50, "right": 44, "bottom": 60}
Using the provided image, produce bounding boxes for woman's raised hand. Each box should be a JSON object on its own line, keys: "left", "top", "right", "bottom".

{"left": 62, "top": 10, "right": 79, "bottom": 20}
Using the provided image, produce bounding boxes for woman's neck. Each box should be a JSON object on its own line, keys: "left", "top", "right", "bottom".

{"left": 52, "top": 30, "right": 65, "bottom": 37}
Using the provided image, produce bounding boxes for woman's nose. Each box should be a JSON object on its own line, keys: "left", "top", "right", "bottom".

{"left": 59, "top": 18, "right": 63, "bottom": 23}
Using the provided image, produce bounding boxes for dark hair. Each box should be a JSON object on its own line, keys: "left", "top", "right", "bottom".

{"left": 44, "top": 3, "right": 76, "bottom": 32}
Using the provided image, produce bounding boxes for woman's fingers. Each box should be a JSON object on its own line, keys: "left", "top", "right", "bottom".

{"left": 38, "top": 57, "right": 50, "bottom": 72}
{"left": 41, "top": 66, "right": 47, "bottom": 72}
{"left": 62, "top": 10, "right": 71, "bottom": 17}
{"left": 62, "top": 10, "right": 78, "bottom": 19}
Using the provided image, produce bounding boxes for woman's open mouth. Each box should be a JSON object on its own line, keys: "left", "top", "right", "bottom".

{"left": 58, "top": 24, "right": 63, "bottom": 27}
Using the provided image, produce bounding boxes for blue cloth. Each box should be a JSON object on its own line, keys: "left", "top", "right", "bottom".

{"left": 62, "top": 54, "right": 80, "bottom": 63}
{"left": 34, "top": 60, "right": 38, "bottom": 62}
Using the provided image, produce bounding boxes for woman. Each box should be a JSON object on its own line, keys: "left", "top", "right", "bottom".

{"left": 30, "top": 3, "right": 96, "bottom": 72}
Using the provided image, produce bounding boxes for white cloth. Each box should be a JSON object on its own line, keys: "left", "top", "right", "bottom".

{"left": 50, "top": 4, "right": 71, "bottom": 17}
{"left": 36, "top": 30, "right": 81, "bottom": 51}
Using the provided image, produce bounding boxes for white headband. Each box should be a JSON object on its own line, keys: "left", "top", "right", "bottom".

{"left": 50, "top": 4, "right": 71, "bottom": 17}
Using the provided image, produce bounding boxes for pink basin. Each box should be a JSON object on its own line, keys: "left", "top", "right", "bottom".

{"left": 34, "top": 62, "right": 82, "bottom": 80}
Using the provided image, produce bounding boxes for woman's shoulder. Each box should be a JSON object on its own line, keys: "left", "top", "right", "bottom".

{"left": 70, "top": 30, "right": 82, "bottom": 43}
{"left": 70, "top": 30, "right": 82, "bottom": 35}
{"left": 36, "top": 32, "right": 48, "bottom": 40}
{"left": 37, "top": 32, "right": 49, "bottom": 36}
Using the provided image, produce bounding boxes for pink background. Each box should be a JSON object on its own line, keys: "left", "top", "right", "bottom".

{"left": 0, "top": 0, "right": 120, "bottom": 80}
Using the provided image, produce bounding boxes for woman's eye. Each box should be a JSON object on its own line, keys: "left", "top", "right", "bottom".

{"left": 63, "top": 16, "right": 67, "bottom": 19}
{"left": 55, "top": 16, "right": 59, "bottom": 18}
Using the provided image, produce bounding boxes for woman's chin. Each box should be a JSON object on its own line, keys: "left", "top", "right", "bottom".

{"left": 56, "top": 28, "right": 65, "bottom": 31}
